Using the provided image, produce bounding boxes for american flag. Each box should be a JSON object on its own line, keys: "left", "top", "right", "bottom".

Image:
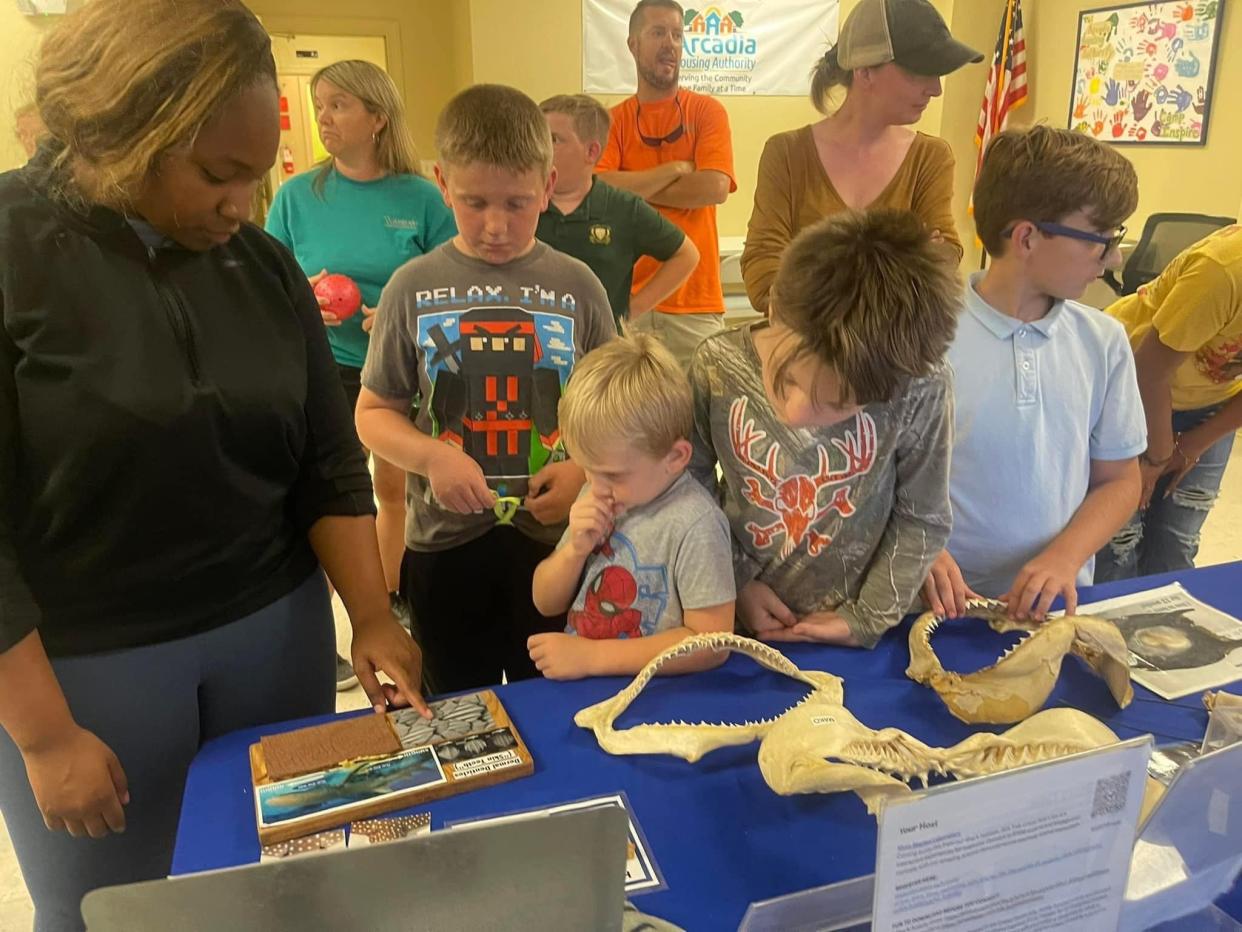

{"left": 974, "top": 0, "right": 1028, "bottom": 175}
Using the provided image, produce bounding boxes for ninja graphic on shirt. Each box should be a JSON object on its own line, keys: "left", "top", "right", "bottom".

{"left": 419, "top": 305, "right": 576, "bottom": 496}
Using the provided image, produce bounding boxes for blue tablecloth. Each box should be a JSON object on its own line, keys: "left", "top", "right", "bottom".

{"left": 172, "top": 563, "right": 1242, "bottom": 929}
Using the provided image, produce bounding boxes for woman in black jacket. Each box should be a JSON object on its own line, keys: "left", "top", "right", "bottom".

{"left": 0, "top": 2, "right": 428, "bottom": 928}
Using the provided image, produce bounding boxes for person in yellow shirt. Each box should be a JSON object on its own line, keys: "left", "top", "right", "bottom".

{"left": 1096, "top": 224, "right": 1242, "bottom": 580}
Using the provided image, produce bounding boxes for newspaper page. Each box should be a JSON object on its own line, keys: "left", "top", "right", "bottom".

{"left": 1077, "top": 583, "right": 1242, "bottom": 700}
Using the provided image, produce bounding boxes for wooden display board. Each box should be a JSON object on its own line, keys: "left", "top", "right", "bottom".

{"left": 250, "top": 690, "right": 533, "bottom": 845}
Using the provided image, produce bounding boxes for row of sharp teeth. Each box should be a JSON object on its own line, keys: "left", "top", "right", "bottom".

{"left": 968, "top": 742, "right": 1078, "bottom": 761}
{"left": 641, "top": 719, "right": 772, "bottom": 729}
{"left": 847, "top": 741, "right": 923, "bottom": 762}
{"left": 652, "top": 634, "right": 784, "bottom": 663}
{"left": 996, "top": 633, "right": 1037, "bottom": 661}
{"left": 609, "top": 634, "right": 831, "bottom": 733}
{"left": 641, "top": 635, "right": 802, "bottom": 685}
{"left": 823, "top": 757, "right": 940, "bottom": 783}
{"left": 921, "top": 608, "right": 1040, "bottom": 661}
{"left": 824, "top": 741, "right": 1082, "bottom": 780}
{"left": 798, "top": 737, "right": 1086, "bottom": 783}
{"left": 647, "top": 695, "right": 813, "bottom": 730}
{"left": 926, "top": 598, "right": 1008, "bottom": 625}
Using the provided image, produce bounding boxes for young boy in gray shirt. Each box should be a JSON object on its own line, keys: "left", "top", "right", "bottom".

{"left": 530, "top": 335, "right": 735, "bottom": 679}
{"left": 358, "top": 86, "right": 616, "bottom": 692}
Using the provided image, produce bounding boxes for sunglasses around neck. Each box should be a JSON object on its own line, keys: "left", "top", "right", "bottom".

{"left": 636, "top": 94, "right": 685, "bottom": 147}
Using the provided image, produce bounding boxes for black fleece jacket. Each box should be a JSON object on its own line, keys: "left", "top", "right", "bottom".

{"left": 0, "top": 155, "right": 375, "bottom": 657}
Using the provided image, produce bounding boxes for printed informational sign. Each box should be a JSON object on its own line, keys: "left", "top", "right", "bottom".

{"left": 583, "top": 0, "right": 839, "bottom": 96}
{"left": 873, "top": 737, "right": 1152, "bottom": 932}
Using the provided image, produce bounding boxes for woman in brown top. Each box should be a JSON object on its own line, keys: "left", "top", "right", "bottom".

{"left": 741, "top": 0, "right": 982, "bottom": 314}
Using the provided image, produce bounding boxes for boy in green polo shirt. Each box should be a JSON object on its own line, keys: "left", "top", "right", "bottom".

{"left": 538, "top": 94, "right": 699, "bottom": 329}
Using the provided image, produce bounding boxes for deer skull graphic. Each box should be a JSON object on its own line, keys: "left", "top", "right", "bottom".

{"left": 728, "top": 397, "right": 876, "bottom": 558}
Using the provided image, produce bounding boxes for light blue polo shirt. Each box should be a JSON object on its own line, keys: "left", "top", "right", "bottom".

{"left": 946, "top": 273, "right": 1147, "bottom": 597}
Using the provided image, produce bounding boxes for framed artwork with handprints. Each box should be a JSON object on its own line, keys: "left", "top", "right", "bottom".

{"left": 1068, "top": 0, "right": 1226, "bottom": 145}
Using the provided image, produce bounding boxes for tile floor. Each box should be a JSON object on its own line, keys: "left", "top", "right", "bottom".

{"left": 3, "top": 446, "right": 1242, "bottom": 928}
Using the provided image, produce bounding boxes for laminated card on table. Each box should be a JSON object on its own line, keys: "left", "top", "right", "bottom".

{"left": 872, "top": 736, "right": 1152, "bottom": 932}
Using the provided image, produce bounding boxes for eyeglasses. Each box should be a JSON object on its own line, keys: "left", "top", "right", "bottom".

{"left": 1007, "top": 221, "right": 1128, "bottom": 258}
{"left": 636, "top": 94, "right": 684, "bottom": 147}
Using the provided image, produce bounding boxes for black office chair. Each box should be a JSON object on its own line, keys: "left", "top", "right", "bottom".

{"left": 1104, "top": 212, "right": 1236, "bottom": 297}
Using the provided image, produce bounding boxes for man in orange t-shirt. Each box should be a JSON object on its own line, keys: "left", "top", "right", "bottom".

{"left": 597, "top": 0, "right": 737, "bottom": 366}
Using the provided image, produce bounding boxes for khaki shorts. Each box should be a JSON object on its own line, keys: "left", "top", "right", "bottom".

{"left": 625, "top": 310, "right": 724, "bottom": 368}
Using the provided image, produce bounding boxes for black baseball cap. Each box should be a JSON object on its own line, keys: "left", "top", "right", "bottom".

{"left": 837, "top": 0, "right": 984, "bottom": 77}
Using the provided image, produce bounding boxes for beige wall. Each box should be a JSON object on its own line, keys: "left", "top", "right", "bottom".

{"left": 5, "top": 0, "right": 1234, "bottom": 245}
{"left": 466, "top": 0, "right": 954, "bottom": 238}
{"left": 0, "top": 0, "right": 955, "bottom": 216}
{"left": 451, "top": 0, "right": 475, "bottom": 91}
{"left": 247, "top": 0, "right": 462, "bottom": 158}
{"left": 939, "top": 1, "right": 1006, "bottom": 271}
{"left": 0, "top": 1, "right": 463, "bottom": 172}
{"left": 0, "top": 6, "right": 56, "bottom": 173}
{"left": 939, "top": 0, "right": 1242, "bottom": 271}
{"left": 1024, "top": 0, "right": 1241, "bottom": 233}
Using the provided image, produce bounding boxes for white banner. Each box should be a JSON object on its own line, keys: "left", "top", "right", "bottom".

{"left": 583, "top": 0, "right": 840, "bottom": 97}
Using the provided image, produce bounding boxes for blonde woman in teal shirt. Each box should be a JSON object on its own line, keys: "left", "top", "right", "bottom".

{"left": 267, "top": 60, "right": 455, "bottom": 686}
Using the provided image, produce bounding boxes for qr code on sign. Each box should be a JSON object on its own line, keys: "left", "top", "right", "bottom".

{"left": 1092, "top": 772, "right": 1130, "bottom": 817}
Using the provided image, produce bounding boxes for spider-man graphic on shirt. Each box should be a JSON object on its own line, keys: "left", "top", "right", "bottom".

{"left": 567, "top": 531, "right": 668, "bottom": 639}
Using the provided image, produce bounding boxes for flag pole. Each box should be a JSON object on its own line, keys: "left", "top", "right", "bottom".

{"left": 995, "top": 0, "right": 1015, "bottom": 133}
{"left": 978, "top": 0, "right": 1017, "bottom": 272}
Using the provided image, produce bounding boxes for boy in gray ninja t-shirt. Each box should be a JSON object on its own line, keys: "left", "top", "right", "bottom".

{"left": 359, "top": 86, "right": 616, "bottom": 693}
{"left": 529, "top": 335, "right": 735, "bottom": 680}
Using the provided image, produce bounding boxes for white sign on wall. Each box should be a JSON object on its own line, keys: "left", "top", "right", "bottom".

{"left": 583, "top": 0, "right": 840, "bottom": 97}
{"left": 16, "top": 0, "right": 69, "bottom": 12}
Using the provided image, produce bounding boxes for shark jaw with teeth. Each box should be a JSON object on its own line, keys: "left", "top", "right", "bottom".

{"left": 906, "top": 598, "right": 1134, "bottom": 725}
{"left": 576, "top": 632, "right": 1128, "bottom": 815}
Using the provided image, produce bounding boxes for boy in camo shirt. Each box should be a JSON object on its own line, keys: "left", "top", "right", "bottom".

{"left": 689, "top": 209, "right": 961, "bottom": 648}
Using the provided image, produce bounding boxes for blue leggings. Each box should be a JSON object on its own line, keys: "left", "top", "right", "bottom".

{"left": 0, "top": 572, "right": 336, "bottom": 932}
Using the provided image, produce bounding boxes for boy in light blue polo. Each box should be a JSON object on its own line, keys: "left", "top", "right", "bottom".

{"left": 922, "top": 126, "right": 1146, "bottom": 621}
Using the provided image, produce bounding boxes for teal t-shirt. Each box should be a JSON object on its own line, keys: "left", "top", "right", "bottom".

{"left": 266, "top": 167, "right": 457, "bottom": 369}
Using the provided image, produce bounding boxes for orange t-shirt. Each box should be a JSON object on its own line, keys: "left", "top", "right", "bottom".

{"left": 597, "top": 90, "right": 736, "bottom": 315}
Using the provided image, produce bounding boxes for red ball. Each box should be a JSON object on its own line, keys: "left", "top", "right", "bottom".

{"left": 314, "top": 274, "right": 362, "bottom": 321}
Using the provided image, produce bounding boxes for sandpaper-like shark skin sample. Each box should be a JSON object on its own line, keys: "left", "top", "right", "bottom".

{"left": 577, "top": 633, "right": 1124, "bottom": 815}
{"left": 260, "top": 714, "right": 403, "bottom": 781}
{"left": 906, "top": 599, "right": 1134, "bottom": 724}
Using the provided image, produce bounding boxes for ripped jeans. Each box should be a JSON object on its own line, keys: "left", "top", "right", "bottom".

{"left": 1095, "top": 404, "right": 1236, "bottom": 582}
